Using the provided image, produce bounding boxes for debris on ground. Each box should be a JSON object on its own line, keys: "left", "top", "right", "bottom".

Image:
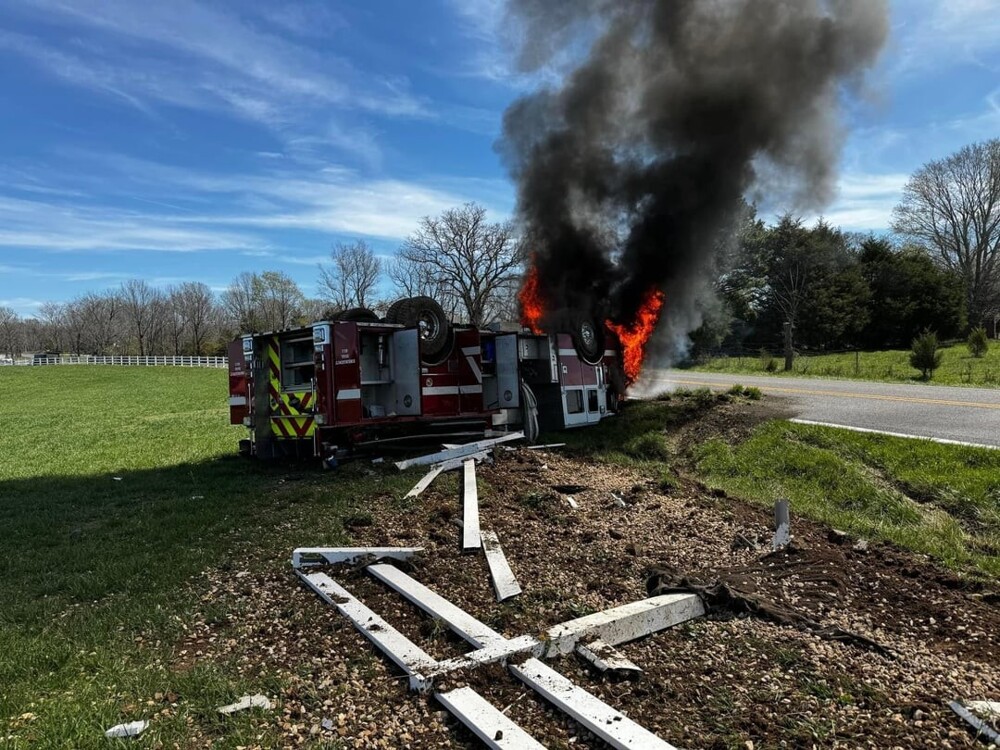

{"left": 104, "top": 720, "right": 148, "bottom": 739}
{"left": 169, "top": 400, "right": 1000, "bottom": 748}
{"left": 217, "top": 694, "right": 273, "bottom": 715}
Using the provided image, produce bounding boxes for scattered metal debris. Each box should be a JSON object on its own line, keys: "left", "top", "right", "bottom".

{"left": 948, "top": 700, "right": 1000, "bottom": 746}
{"left": 480, "top": 530, "right": 522, "bottom": 601}
{"left": 394, "top": 432, "right": 524, "bottom": 470}
{"left": 772, "top": 498, "right": 790, "bottom": 550}
{"left": 217, "top": 694, "right": 273, "bottom": 715}
{"left": 104, "top": 720, "right": 148, "bottom": 739}
{"left": 527, "top": 443, "right": 566, "bottom": 450}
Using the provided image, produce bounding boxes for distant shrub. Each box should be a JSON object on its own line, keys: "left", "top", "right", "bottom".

{"left": 910, "top": 329, "right": 943, "bottom": 380}
{"left": 967, "top": 326, "right": 989, "bottom": 358}
{"left": 744, "top": 386, "right": 763, "bottom": 400}
{"left": 727, "top": 383, "right": 745, "bottom": 395}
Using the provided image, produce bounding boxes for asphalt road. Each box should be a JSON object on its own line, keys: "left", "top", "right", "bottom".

{"left": 643, "top": 369, "right": 1000, "bottom": 448}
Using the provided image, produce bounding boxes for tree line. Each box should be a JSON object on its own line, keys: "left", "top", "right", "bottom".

{"left": 0, "top": 203, "right": 524, "bottom": 358}
{"left": 2, "top": 138, "right": 997, "bottom": 360}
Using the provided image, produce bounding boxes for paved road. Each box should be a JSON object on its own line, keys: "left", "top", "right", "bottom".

{"left": 643, "top": 369, "right": 1000, "bottom": 448}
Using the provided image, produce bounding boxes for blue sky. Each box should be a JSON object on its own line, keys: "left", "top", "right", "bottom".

{"left": 0, "top": 0, "right": 998, "bottom": 317}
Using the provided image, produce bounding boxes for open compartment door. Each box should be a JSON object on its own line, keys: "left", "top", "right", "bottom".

{"left": 392, "top": 328, "right": 422, "bottom": 416}
{"left": 492, "top": 333, "right": 520, "bottom": 409}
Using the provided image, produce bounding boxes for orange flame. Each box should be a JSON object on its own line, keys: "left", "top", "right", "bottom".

{"left": 606, "top": 288, "right": 665, "bottom": 386}
{"left": 519, "top": 264, "right": 546, "bottom": 334}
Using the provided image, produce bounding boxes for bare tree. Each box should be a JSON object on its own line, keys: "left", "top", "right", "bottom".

{"left": 36, "top": 301, "right": 66, "bottom": 352}
{"left": 221, "top": 272, "right": 261, "bottom": 332}
{"left": 176, "top": 282, "right": 216, "bottom": 354}
{"left": 398, "top": 203, "right": 525, "bottom": 326}
{"left": 77, "top": 292, "right": 120, "bottom": 355}
{"left": 318, "top": 240, "right": 382, "bottom": 310}
{"left": 221, "top": 271, "right": 304, "bottom": 332}
{"left": 893, "top": 138, "right": 1000, "bottom": 325}
{"left": 0, "top": 306, "right": 22, "bottom": 357}
{"left": 120, "top": 279, "right": 166, "bottom": 356}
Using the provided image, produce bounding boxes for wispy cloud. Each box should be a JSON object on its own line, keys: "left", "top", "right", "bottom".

{"left": 800, "top": 172, "right": 909, "bottom": 232}
{"left": 891, "top": 0, "right": 1000, "bottom": 75}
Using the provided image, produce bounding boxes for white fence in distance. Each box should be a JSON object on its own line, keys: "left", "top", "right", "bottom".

{"left": 1, "top": 355, "right": 229, "bottom": 368}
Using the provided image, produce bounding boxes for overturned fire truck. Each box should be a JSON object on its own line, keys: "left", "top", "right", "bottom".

{"left": 227, "top": 296, "right": 625, "bottom": 459}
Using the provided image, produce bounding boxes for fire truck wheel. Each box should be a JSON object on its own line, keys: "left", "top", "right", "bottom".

{"left": 386, "top": 296, "right": 452, "bottom": 360}
{"left": 335, "top": 307, "right": 380, "bottom": 323}
{"left": 572, "top": 316, "right": 605, "bottom": 365}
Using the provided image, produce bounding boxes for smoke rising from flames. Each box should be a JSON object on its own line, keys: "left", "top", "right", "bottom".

{"left": 502, "top": 0, "right": 889, "bottom": 383}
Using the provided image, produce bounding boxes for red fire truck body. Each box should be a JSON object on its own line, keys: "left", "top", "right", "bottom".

{"left": 228, "top": 318, "right": 622, "bottom": 459}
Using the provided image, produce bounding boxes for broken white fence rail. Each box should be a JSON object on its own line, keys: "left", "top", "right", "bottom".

{"left": 299, "top": 561, "right": 693, "bottom": 748}
{"left": 461, "top": 459, "right": 481, "bottom": 550}
{"left": 575, "top": 638, "right": 642, "bottom": 676}
{"left": 394, "top": 432, "right": 524, "bottom": 470}
{"left": 291, "top": 547, "right": 422, "bottom": 569}
{"left": 435, "top": 687, "right": 546, "bottom": 750}
{"left": 480, "top": 530, "right": 522, "bottom": 601}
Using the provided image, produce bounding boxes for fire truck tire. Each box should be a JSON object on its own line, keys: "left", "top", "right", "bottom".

{"left": 386, "top": 296, "right": 452, "bottom": 360}
{"left": 571, "top": 316, "right": 605, "bottom": 365}
{"left": 335, "top": 307, "right": 380, "bottom": 323}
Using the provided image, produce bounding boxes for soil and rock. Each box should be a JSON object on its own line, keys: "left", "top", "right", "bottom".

{"left": 172, "top": 401, "right": 1000, "bottom": 749}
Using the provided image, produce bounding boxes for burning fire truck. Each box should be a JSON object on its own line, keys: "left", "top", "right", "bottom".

{"left": 227, "top": 296, "right": 626, "bottom": 459}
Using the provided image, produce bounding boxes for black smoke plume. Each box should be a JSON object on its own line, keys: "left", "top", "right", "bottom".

{"left": 500, "top": 0, "right": 888, "bottom": 353}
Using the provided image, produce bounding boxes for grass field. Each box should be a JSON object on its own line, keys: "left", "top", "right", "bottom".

{"left": 555, "top": 391, "right": 1000, "bottom": 580}
{"left": 2, "top": 367, "right": 997, "bottom": 746}
{"left": 0, "top": 366, "right": 414, "bottom": 748}
{"left": 688, "top": 339, "right": 1000, "bottom": 386}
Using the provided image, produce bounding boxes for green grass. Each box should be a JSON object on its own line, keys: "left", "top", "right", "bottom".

{"left": 689, "top": 339, "right": 1000, "bottom": 386}
{"left": 693, "top": 420, "right": 1000, "bottom": 579}
{"left": 0, "top": 366, "right": 414, "bottom": 748}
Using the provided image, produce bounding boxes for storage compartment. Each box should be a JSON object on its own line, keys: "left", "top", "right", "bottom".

{"left": 280, "top": 336, "right": 315, "bottom": 389}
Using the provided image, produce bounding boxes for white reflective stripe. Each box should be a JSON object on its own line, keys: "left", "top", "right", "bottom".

{"left": 557, "top": 348, "right": 579, "bottom": 357}
{"left": 336, "top": 388, "right": 361, "bottom": 400}
{"left": 603, "top": 349, "right": 617, "bottom": 357}
{"left": 465, "top": 355, "right": 483, "bottom": 383}
{"left": 459, "top": 385, "right": 483, "bottom": 394}
{"left": 422, "top": 386, "right": 460, "bottom": 396}
{"left": 228, "top": 396, "right": 247, "bottom": 406}
{"left": 461, "top": 346, "right": 480, "bottom": 356}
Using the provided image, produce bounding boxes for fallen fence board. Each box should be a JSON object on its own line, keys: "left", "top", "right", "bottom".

{"left": 462, "top": 459, "right": 481, "bottom": 550}
{"left": 436, "top": 451, "right": 488, "bottom": 473}
{"left": 395, "top": 432, "right": 524, "bottom": 470}
{"left": 481, "top": 530, "right": 522, "bottom": 601}
{"left": 545, "top": 593, "right": 706, "bottom": 655}
{"left": 509, "top": 658, "right": 679, "bottom": 750}
{"left": 576, "top": 639, "right": 642, "bottom": 675}
{"left": 435, "top": 687, "right": 546, "bottom": 749}
{"left": 367, "top": 563, "right": 504, "bottom": 648}
{"left": 297, "top": 571, "right": 436, "bottom": 679}
{"left": 405, "top": 465, "right": 444, "bottom": 499}
{"left": 291, "top": 547, "right": 423, "bottom": 569}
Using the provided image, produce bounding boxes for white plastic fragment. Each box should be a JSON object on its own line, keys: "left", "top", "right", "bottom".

{"left": 104, "top": 720, "right": 148, "bottom": 738}
{"left": 565, "top": 495, "right": 579, "bottom": 509}
{"left": 218, "top": 694, "right": 273, "bottom": 714}
{"left": 576, "top": 639, "right": 642, "bottom": 675}
{"left": 611, "top": 492, "right": 626, "bottom": 508}
{"left": 480, "top": 530, "right": 522, "bottom": 602}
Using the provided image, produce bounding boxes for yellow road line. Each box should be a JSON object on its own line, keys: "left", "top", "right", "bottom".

{"left": 666, "top": 378, "right": 1000, "bottom": 410}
